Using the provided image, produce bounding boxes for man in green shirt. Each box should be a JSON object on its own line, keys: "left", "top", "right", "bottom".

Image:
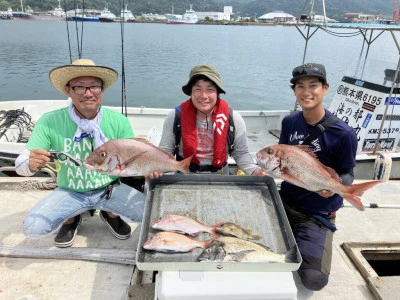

{"left": 15, "top": 59, "right": 145, "bottom": 247}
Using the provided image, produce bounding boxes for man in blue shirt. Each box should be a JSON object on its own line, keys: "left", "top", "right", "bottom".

{"left": 279, "top": 63, "right": 358, "bottom": 297}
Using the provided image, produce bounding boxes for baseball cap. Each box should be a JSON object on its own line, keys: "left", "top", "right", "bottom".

{"left": 290, "top": 63, "right": 327, "bottom": 84}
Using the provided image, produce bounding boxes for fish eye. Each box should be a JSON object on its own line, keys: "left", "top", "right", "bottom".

{"left": 267, "top": 148, "right": 274, "bottom": 155}
{"left": 100, "top": 151, "right": 107, "bottom": 158}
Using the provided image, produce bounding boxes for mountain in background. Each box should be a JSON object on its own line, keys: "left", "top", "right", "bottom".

{"left": 1, "top": 0, "right": 395, "bottom": 21}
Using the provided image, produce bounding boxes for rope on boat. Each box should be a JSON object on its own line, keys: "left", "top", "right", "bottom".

{"left": 0, "top": 108, "right": 35, "bottom": 142}
{"left": 18, "top": 179, "right": 58, "bottom": 191}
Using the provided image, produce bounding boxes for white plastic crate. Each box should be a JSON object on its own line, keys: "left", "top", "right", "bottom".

{"left": 156, "top": 271, "right": 297, "bottom": 300}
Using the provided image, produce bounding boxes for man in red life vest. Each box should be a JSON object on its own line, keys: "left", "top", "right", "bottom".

{"left": 150, "top": 64, "right": 266, "bottom": 177}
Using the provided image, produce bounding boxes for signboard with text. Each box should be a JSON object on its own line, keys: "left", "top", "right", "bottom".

{"left": 328, "top": 76, "right": 400, "bottom": 154}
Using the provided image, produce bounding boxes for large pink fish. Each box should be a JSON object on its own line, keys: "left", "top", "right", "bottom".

{"left": 256, "top": 144, "right": 382, "bottom": 211}
{"left": 143, "top": 232, "right": 215, "bottom": 253}
{"left": 85, "top": 138, "right": 192, "bottom": 176}
{"left": 152, "top": 215, "right": 223, "bottom": 237}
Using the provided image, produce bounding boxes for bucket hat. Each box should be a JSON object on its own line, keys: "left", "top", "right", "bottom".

{"left": 49, "top": 59, "right": 118, "bottom": 95}
{"left": 182, "top": 64, "right": 226, "bottom": 96}
{"left": 290, "top": 63, "right": 327, "bottom": 84}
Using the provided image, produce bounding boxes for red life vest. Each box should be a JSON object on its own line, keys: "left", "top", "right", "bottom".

{"left": 180, "top": 99, "right": 230, "bottom": 168}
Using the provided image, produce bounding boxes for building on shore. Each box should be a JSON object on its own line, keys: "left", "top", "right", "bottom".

{"left": 257, "top": 11, "right": 295, "bottom": 23}
{"left": 343, "top": 13, "right": 377, "bottom": 23}
{"left": 196, "top": 6, "right": 231, "bottom": 21}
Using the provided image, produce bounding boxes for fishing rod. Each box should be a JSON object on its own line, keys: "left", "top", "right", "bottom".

{"left": 119, "top": 0, "right": 128, "bottom": 116}
{"left": 63, "top": 0, "right": 72, "bottom": 62}
{"left": 63, "top": 0, "right": 85, "bottom": 61}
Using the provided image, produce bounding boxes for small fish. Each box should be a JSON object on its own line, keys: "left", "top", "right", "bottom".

{"left": 198, "top": 236, "right": 297, "bottom": 263}
{"left": 256, "top": 144, "right": 382, "bottom": 211}
{"left": 85, "top": 138, "right": 192, "bottom": 176}
{"left": 152, "top": 215, "right": 223, "bottom": 237}
{"left": 143, "top": 231, "right": 214, "bottom": 253}
{"left": 216, "top": 222, "right": 261, "bottom": 241}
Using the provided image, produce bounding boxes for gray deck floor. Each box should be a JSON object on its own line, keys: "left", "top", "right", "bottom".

{"left": 0, "top": 177, "right": 399, "bottom": 300}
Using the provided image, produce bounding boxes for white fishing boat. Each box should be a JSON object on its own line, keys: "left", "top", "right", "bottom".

{"left": 118, "top": 5, "right": 135, "bottom": 23}
{"left": 165, "top": 5, "right": 198, "bottom": 25}
{"left": 99, "top": 2, "right": 116, "bottom": 22}
{"left": 47, "top": 0, "right": 66, "bottom": 18}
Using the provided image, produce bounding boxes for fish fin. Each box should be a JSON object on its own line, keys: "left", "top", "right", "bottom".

{"left": 343, "top": 180, "right": 382, "bottom": 211}
{"left": 280, "top": 168, "right": 307, "bottom": 186}
{"left": 243, "top": 229, "right": 262, "bottom": 241}
{"left": 179, "top": 155, "right": 193, "bottom": 174}
{"left": 284, "top": 246, "right": 298, "bottom": 263}
{"left": 251, "top": 235, "right": 262, "bottom": 241}
{"left": 322, "top": 165, "right": 341, "bottom": 182}
{"left": 132, "top": 138, "right": 177, "bottom": 159}
{"left": 118, "top": 149, "right": 147, "bottom": 167}
{"left": 209, "top": 222, "right": 225, "bottom": 237}
{"left": 294, "top": 145, "right": 318, "bottom": 158}
{"left": 230, "top": 250, "right": 255, "bottom": 262}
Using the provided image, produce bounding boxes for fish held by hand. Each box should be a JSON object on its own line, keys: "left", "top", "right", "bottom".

{"left": 85, "top": 138, "right": 192, "bottom": 176}
{"left": 256, "top": 144, "right": 382, "bottom": 211}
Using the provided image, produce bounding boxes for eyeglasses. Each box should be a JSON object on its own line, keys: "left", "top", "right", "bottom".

{"left": 69, "top": 85, "right": 104, "bottom": 95}
{"left": 292, "top": 64, "right": 325, "bottom": 77}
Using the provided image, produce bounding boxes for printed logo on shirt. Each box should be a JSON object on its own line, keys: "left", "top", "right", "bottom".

{"left": 289, "top": 131, "right": 306, "bottom": 142}
{"left": 214, "top": 113, "right": 228, "bottom": 135}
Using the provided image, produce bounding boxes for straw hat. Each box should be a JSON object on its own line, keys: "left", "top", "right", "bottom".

{"left": 49, "top": 59, "right": 118, "bottom": 95}
{"left": 182, "top": 64, "right": 226, "bottom": 96}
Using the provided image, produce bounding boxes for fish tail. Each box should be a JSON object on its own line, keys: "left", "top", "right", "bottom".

{"left": 343, "top": 180, "right": 382, "bottom": 211}
{"left": 179, "top": 155, "right": 193, "bottom": 174}
{"left": 284, "top": 246, "right": 298, "bottom": 263}
{"left": 209, "top": 222, "right": 225, "bottom": 237}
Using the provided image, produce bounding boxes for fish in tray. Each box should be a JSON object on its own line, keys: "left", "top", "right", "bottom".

{"left": 216, "top": 222, "right": 261, "bottom": 241}
{"left": 143, "top": 231, "right": 215, "bottom": 253}
{"left": 198, "top": 236, "right": 297, "bottom": 263}
{"left": 151, "top": 215, "right": 223, "bottom": 237}
{"left": 85, "top": 138, "right": 192, "bottom": 176}
{"left": 256, "top": 144, "right": 382, "bottom": 211}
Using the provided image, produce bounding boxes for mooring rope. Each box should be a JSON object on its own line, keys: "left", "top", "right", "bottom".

{"left": 18, "top": 179, "right": 58, "bottom": 191}
{"left": 0, "top": 109, "right": 35, "bottom": 142}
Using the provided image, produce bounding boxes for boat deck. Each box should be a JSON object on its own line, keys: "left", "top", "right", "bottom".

{"left": 0, "top": 177, "right": 399, "bottom": 300}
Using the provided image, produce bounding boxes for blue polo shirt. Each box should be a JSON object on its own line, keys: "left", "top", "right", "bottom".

{"left": 278, "top": 109, "right": 358, "bottom": 213}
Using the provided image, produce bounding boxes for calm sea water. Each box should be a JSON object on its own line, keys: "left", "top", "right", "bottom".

{"left": 0, "top": 21, "right": 398, "bottom": 110}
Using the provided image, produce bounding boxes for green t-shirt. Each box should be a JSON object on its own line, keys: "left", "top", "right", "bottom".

{"left": 26, "top": 107, "right": 134, "bottom": 192}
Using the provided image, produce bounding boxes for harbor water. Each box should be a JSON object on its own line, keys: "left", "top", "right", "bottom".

{"left": 0, "top": 21, "right": 398, "bottom": 110}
